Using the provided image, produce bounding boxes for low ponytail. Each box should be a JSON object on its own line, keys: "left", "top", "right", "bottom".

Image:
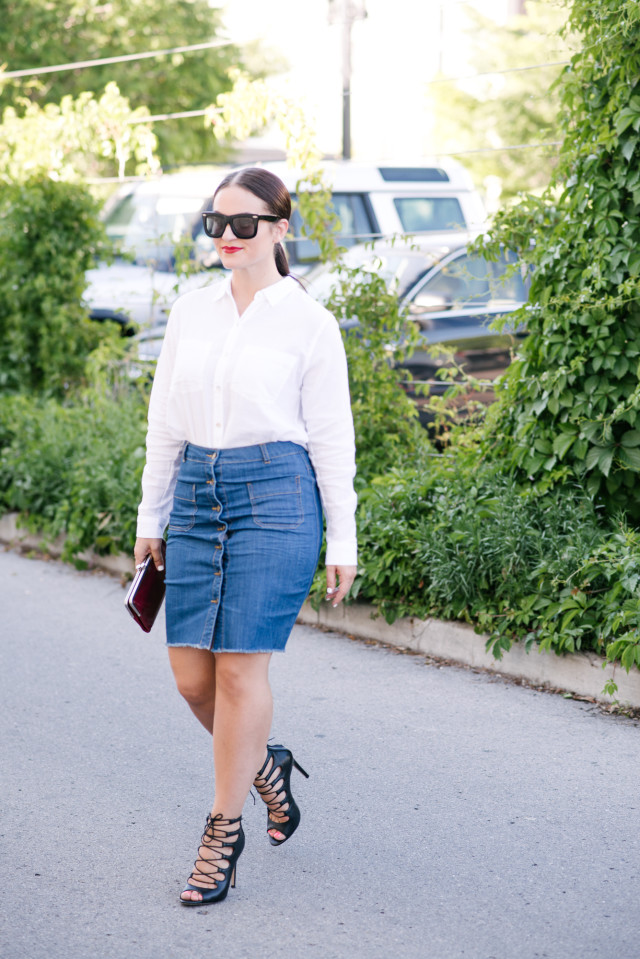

{"left": 274, "top": 241, "right": 290, "bottom": 277}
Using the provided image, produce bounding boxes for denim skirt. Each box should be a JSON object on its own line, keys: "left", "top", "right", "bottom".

{"left": 164, "top": 441, "right": 323, "bottom": 652}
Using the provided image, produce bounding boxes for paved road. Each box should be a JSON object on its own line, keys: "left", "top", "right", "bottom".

{"left": 1, "top": 548, "right": 638, "bottom": 959}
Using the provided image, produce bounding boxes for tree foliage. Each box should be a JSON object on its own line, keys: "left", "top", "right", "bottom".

{"left": 0, "top": 82, "right": 159, "bottom": 183}
{"left": 0, "top": 0, "right": 246, "bottom": 167}
{"left": 479, "top": 0, "right": 640, "bottom": 517}
{"left": 430, "top": 0, "right": 575, "bottom": 199}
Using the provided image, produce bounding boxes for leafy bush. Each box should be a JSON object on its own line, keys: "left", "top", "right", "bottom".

{"left": 349, "top": 453, "right": 640, "bottom": 674}
{"left": 0, "top": 176, "right": 117, "bottom": 395}
{"left": 0, "top": 384, "right": 147, "bottom": 560}
{"left": 477, "top": 0, "right": 640, "bottom": 516}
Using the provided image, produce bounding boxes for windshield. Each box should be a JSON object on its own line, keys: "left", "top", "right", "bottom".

{"left": 104, "top": 192, "right": 208, "bottom": 268}
{"left": 305, "top": 246, "right": 443, "bottom": 304}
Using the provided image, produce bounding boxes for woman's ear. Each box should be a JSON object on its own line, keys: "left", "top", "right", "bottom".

{"left": 274, "top": 218, "right": 289, "bottom": 243}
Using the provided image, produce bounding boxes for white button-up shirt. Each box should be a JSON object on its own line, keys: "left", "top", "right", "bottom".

{"left": 137, "top": 275, "right": 357, "bottom": 565}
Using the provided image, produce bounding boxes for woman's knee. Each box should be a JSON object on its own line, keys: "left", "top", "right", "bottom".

{"left": 168, "top": 648, "right": 215, "bottom": 707}
{"left": 214, "top": 653, "right": 271, "bottom": 700}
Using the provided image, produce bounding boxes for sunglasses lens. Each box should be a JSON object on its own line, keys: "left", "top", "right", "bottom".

{"left": 232, "top": 216, "right": 257, "bottom": 239}
{"left": 203, "top": 214, "right": 225, "bottom": 238}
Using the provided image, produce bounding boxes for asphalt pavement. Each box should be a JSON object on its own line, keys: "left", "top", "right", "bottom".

{"left": 1, "top": 548, "right": 638, "bottom": 959}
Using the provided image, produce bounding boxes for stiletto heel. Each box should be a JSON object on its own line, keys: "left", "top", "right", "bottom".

{"left": 254, "top": 743, "right": 309, "bottom": 846}
{"left": 180, "top": 813, "right": 244, "bottom": 906}
{"left": 292, "top": 758, "right": 309, "bottom": 779}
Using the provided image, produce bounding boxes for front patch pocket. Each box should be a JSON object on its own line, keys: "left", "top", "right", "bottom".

{"left": 248, "top": 475, "right": 304, "bottom": 530}
{"left": 168, "top": 481, "right": 197, "bottom": 531}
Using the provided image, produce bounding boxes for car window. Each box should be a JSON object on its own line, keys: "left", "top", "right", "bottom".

{"left": 105, "top": 193, "right": 205, "bottom": 243}
{"left": 488, "top": 250, "right": 528, "bottom": 304}
{"left": 394, "top": 197, "right": 465, "bottom": 232}
{"left": 288, "top": 193, "right": 376, "bottom": 264}
{"left": 104, "top": 191, "right": 210, "bottom": 267}
{"left": 410, "top": 250, "right": 527, "bottom": 312}
{"left": 417, "top": 252, "right": 491, "bottom": 308}
{"left": 305, "top": 248, "right": 438, "bottom": 304}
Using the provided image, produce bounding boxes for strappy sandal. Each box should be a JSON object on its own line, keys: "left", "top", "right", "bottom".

{"left": 254, "top": 744, "right": 309, "bottom": 846}
{"left": 180, "top": 813, "right": 245, "bottom": 905}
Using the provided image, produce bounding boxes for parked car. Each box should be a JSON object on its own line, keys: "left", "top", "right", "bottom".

{"left": 265, "top": 158, "right": 486, "bottom": 268}
{"left": 304, "top": 233, "right": 529, "bottom": 425}
{"left": 84, "top": 168, "right": 229, "bottom": 331}
{"left": 84, "top": 159, "right": 486, "bottom": 332}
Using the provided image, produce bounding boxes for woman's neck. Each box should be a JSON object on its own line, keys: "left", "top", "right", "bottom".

{"left": 230, "top": 265, "right": 283, "bottom": 315}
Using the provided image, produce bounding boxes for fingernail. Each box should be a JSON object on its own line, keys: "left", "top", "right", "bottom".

{"left": 157, "top": 565, "right": 164, "bottom": 571}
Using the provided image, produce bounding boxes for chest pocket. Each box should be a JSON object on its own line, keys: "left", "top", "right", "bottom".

{"left": 231, "top": 347, "right": 298, "bottom": 405}
{"left": 171, "top": 338, "right": 211, "bottom": 393}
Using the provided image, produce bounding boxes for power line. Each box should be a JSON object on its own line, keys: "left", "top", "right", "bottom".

{"left": 425, "top": 59, "right": 570, "bottom": 86}
{"left": 438, "top": 140, "right": 562, "bottom": 157}
{"left": 128, "top": 108, "right": 215, "bottom": 125}
{"left": 1, "top": 39, "right": 233, "bottom": 80}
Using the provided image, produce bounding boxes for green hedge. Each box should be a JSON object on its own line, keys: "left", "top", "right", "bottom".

{"left": 2, "top": 391, "right": 639, "bottom": 680}
{"left": 0, "top": 176, "right": 115, "bottom": 396}
{"left": 347, "top": 455, "right": 640, "bottom": 677}
{"left": 0, "top": 390, "right": 147, "bottom": 561}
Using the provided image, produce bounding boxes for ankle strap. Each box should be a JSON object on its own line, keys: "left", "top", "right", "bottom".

{"left": 207, "top": 813, "right": 243, "bottom": 826}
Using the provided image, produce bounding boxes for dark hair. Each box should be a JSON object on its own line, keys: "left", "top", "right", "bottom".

{"left": 213, "top": 167, "right": 292, "bottom": 277}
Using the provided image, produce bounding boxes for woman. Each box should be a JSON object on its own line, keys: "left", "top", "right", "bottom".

{"left": 134, "top": 167, "right": 357, "bottom": 905}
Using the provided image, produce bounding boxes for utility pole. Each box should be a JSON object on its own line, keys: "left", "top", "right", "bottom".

{"left": 328, "top": 0, "right": 367, "bottom": 160}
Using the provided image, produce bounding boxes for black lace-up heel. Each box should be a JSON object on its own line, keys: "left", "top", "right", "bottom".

{"left": 254, "top": 744, "right": 309, "bottom": 846}
{"left": 180, "top": 813, "right": 245, "bottom": 905}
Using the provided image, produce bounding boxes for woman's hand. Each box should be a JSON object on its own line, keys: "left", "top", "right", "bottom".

{"left": 325, "top": 565, "right": 357, "bottom": 607}
{"left": 134, "top": 537, "right": 165, "bottom": 571}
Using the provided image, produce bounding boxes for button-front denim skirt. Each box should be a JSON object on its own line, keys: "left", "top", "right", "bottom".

{"left": 165, "top": 441, "right": 323, "bottom": 652}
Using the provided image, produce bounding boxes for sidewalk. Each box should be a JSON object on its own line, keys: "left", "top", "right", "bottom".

{"left": 0, "top": 551, "right": 640, "bottom": 959}
{"left": 1, "top": 548, "right": 638, "bottom": 959}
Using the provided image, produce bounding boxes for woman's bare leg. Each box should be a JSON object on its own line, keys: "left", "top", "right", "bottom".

{"left": 210, "top": 652, "right": 273, "bottom": 814}
{"left": 168, "top": 647, "right": 216, "bottom": 733}
{"left": 181, "top": 651, "right": 274, "bottom": 902}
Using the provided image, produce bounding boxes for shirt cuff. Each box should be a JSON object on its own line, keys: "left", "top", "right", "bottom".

{"left": 325, "top": 539, "right": 358, "bottom": 567}
{"left": 136, "top": 516, "right": 168, "bottom": 539}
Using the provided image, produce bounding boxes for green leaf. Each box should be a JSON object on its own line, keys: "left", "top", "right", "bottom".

{"left": 618, "top": 446, "right": 640, "bottom": 471}
{"left": 534, "top": 436, "right": 553, "bottom": 455}
{"left": 620, "top": 430, "right": 640, "bottom": 448}
{"left": 585, "top": 445, "right": 603, "bottom": 472}
{"left": 597, "top": 447, "right": 615, "bottom": 477}
{"left": 553, "top": 432, "right": 576, "bottom": 459}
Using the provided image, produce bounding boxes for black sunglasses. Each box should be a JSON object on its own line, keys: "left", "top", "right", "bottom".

{"left": 201, "top": 212, "right": 280, "bottom": 239}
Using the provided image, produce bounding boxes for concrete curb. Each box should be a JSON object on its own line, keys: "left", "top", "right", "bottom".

{"left": 297, "top": 601, "right": 640, "bottom": 709}
{"left": 2, "top": 512, "right": 638, "bottom": 708}
{"left": 0, "top": 513, "right": 134, "bottom": 578}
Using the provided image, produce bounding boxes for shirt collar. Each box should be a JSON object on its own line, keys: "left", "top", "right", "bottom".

{"left": 209, "top": 274, "right": 297, "bottom": 306}
{"left": 208, "top": 274, "right": 233, "bottom": 302}
{"left": 256, "top": 276, "right": 297, "bottom": 306}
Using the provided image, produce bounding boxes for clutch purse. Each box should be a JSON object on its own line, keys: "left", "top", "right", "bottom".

{"left": 124, "top": 542, "right": 167, "bottom": 633}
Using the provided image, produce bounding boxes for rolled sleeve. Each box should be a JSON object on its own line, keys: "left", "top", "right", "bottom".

{"left": 136, "top": 311, "right": 184, "bottom": 538}
{"left": 301, "top": 317, "right": 358, "bottom": 566}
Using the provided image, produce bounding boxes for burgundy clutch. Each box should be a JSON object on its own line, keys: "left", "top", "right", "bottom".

{"left": 124, "top": 542, "right": 167, "bottom": 633}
